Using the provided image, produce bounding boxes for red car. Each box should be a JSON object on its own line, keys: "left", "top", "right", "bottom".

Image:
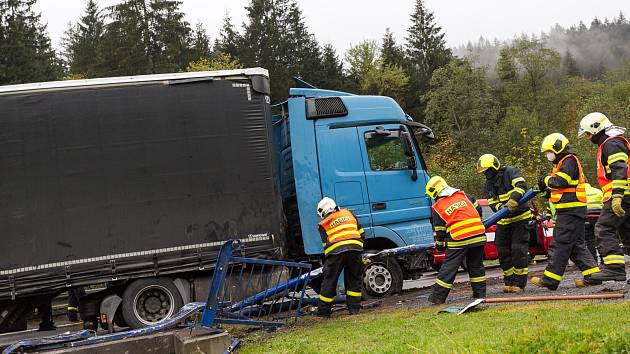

{"left": 431, "top": 199, "right": 553, "bottom": 269}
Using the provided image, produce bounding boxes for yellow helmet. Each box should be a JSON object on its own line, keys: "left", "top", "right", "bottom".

{"left": 476, "top": 154, "right": 500, "bottom": 173}
{"left": 426, "top": 176, "right": 449, "bottom": 199}
{"left": 541, "top": 133, "right": 569, "bottom": 154}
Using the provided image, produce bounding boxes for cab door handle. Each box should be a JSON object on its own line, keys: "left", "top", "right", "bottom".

{"left": 372, "top": 202, "right": 387, "bottom": 210}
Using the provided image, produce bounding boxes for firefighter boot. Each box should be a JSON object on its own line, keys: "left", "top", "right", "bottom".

{"left": 530, "top": 276, "right": 557, "bottom": 290}
{"left": 589, "top": 268, "right": 626, "bottom": 282}
{"left": 509, "top": 286, "right": 524, "bottom": 293}
{"left": 38, "top": 320, "right": 57, "bottom": 331}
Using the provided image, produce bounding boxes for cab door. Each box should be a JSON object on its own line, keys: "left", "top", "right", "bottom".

{"left": 357, "top": 124, "right": 432, "bottom": 244}
{"left": 316, "top": 125, "right": 372, "bottom": 235}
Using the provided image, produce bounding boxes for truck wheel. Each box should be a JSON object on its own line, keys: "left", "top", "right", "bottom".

{"left": 362, "top": 256, "right": 403, "bottom": 298}
{"left": 121, "top": 278, "right": 183, "bottom": 329}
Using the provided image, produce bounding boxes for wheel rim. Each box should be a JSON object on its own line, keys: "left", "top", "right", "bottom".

{"left": 363, "top": 263, "right": 393, "bottom": 295}
{"left": 132, "top": 285, "right": 175, "bottom": 326}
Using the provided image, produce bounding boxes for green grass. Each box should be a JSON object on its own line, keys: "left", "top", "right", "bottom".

{"left": 240, "top": 301, "right": 630, "bottom": 354}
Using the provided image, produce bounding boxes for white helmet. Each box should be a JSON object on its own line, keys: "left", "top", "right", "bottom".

{"left": 317, "top": 197, "right": 338, "bottom": 218}
{"left": 578, "top": 112, "right": 612, "bottom": 138}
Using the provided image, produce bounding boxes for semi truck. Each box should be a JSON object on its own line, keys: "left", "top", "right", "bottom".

{"left": 0, "top": 68, "right": 435, "bottom": 332}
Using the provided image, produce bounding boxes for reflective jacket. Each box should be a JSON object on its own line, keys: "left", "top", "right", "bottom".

{"left": 318, "top": 209, "right": 364, "bottom": 256}
{"left": 596, "top": 136, "right": 630, "bottom": 202}
{"left": 585, "top": 183, "right": 603, "bottom": 213}
{"left": 432, "top": 191, "right": 486, "bottom": 249}
{"left": 484, "top": 166, "right": 532, "bottom": 225}
{"left": 543, "top": 154, "right": 586, "bottom": 214}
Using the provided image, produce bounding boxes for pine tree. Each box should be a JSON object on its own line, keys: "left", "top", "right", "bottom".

{"left": 317, "top": 43, "right": 345, "bottom": 90}
{"left": 62, "top": 0, "right": 105, "bottom": 77}
{"left": 239, "top": 0, "right": 322, "bottom": 101}
{"left": 381, "top": 28, "right": 405, "bottom": 68}
{"left": 100, "top": 0, "right": 192, "bottom": 76}
{"left": 562, "top": 50, "right": 580, "bottom": 77}
{"left": 149, "top": 0, "right": 192, "bottom": 73}
{"left": 189, "top": 22, "right": 212, "bottom": 61}
{"left": 284, "top": 1, "right": 322, "bottom": 84}
{"left": 0, "top": 0, "right": 63, "bottom": 84}
{"left": 214, "top": 13, "right": 241, "bottom": 60}
{"left": 404, "top": 0, "right": 451, "bottom": 118}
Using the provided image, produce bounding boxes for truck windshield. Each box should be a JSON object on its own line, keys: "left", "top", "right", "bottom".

{"left": 364, "top": 131, "right": 409, "bottom": 171}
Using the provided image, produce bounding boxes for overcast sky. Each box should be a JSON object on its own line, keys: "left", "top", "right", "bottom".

{"left": 36, "top": 0, "right": 628, "bottom": 55}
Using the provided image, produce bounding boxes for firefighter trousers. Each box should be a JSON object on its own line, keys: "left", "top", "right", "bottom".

{"left": 542, "top": 213, "right": 600, "bottom": 290}
{"left": 318, "top": 251, "right": 363, "bottom": 314}
{"left": 495, "top": 221, "right": 529, "bottom": 288}
{"left": 584, "top": 216, "right": 598, "bottom": 263}
{"left": 429, "top": 245, "right": 486, "bottom": 304}
{"left": 595, "top": 198, "right": 629, "bottom": 271}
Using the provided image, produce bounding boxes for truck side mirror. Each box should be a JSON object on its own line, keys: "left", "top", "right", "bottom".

{"left": 400, "top": 130, "right": 418, "bottom": 181}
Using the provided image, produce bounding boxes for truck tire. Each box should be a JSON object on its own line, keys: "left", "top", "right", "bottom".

{"left": 362, "top": 256, "right": 403, "bottom": 298}
{"left": 121, "top": 278, "right": 183, "bottom": 329}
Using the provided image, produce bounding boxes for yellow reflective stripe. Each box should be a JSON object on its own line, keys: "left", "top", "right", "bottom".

{"left": 511, "top": 177, "right": 526, "bottom": 187}
{"left": 450, "top": 225, "right": 486, "bottom": 239}
{"left": 544, "top": 270, "right": 562, "bottom": 281}
{"left": 469, "top": 276, "right": 486, "bottom": 283}
{"left": 554, "top": 202, "right": 587, "bottom": 209}
{"left": 603, "top": 255, "right": 625, "bottom": 265}
{"left": 447, "top": 218, "right": 481, "bottom": 232}
{"left": 435, "top": 241, "right": 445, "bottom": 246}
{"left": 607, "top": 152, "right": 628, "bottom": 165}
{"left": 555, "top": 171, "right": 572, "bottom": 183}
{"left": 503, "top": 267, "right": 515, "bottom": 276}
{"left": 67, "top": 306, "right": 78, "bottom": 311}
{"left": 513, "top": 267, "right": 529, "bottom": 275}
{"left": 326, "top": 223, "right": 357, "bottom": 236}
{"left": 324, "top": 240, "right": 363, "bottom": 255}
{"left": 319, "top": 294, "right": 334, "bottom": 302}
{"left": 358, "top": 228, "right": 365, "bottom": 234}
{"left": 544, "top": 175, "right": 551, "bottom": 186}
{"left": 347, "top": 290, "right": 362, "bottom": 297}
{"left": 497, "top": 210, "right": 532, "bottom": 225}
{"left": 611, "top": 180, "right": 628, "bottom": 189}
{"left": 473, "top": 200, "right": 479, "bottom": 208}
{"left": 488, "top": 198, "right": 501, "bottom": 205}
{"left": 328, "top": 230, "right": 361, "bottom": 243}
{"left": 434, "top": 226, "right": 447, "bottom": 231}
{"left": 582, "top": 267, "right": 600, "bottom": 276}
{"left": 512, "top": 187, "right": 525, "bottom": 195}
{"left": 436, "top": 279, "right": 453, "bottom": 289}
{"left": 497, "top": 192, "right": 511, "bottom": 201}
{"left": 447, "top": 235, "right": 487, "bottom": 247}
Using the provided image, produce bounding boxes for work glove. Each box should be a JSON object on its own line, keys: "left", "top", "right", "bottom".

{"left": 537, "top": 175, "right": 548, "bottom": 192}
{"left": 506, "top": 199, "right": 519, "bottom": 213}
{"left": 435, "top": 241, "right": 446, "bottom": 253}
{"left": 612, "top": 194, "right": 626, "bottom": 218}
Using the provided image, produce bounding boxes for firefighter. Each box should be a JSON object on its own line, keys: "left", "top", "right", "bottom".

{"left": 578, "top": 112, "right": 628, "bottom": 282}
{"left": 316, "top": 197, "right": 364, "bottom": 316}
{"left": 531, "top": 133, "right": 602, "bottom": 290}
{"left": 585, "top": 183, "right": 603, "bottom": 263}
{"left": 426, "top": 176, "right": 486, "bottom": 304}
{"left": 477, "top": 154, "right": 530, "bottom": 292}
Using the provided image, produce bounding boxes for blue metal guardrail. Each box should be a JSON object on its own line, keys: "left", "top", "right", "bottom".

{"left": 3, "top": 240, "right": 313, "bottom": 353}
{"left": 200, "top": 239, "right": 312, "bottom": 328}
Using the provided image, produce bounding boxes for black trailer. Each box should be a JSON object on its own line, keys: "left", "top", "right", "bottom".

{"left": 0, "top": 68, "right": 286, "bottom": 331}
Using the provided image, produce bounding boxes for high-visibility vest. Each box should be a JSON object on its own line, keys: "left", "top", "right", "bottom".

{"left": 549, "top": 155, "right": 586, "bottom": 209}
{"left": 318, "top": 209, "right": 363, "bottom": 256}
{"left": 597, "top": 136, "right": 630, "bottom": 202}
{"left": 432, "top": 191, "right": 485, "bottom": 240}
{"left": 585, "top": 183, "right": 603, "bottom": 210}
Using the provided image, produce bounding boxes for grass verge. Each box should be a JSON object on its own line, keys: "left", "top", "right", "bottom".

{"left": 240, "top": 300, "right": 630, "bottom": 354}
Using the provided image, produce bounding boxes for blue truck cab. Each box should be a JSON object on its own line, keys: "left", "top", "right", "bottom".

{"left": 273, "top": 86, "right": 436, "bottom": 296}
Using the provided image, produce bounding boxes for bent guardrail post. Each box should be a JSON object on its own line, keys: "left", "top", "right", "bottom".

{"left": 201, "top": 240, "right": 238, "bottom": 328}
